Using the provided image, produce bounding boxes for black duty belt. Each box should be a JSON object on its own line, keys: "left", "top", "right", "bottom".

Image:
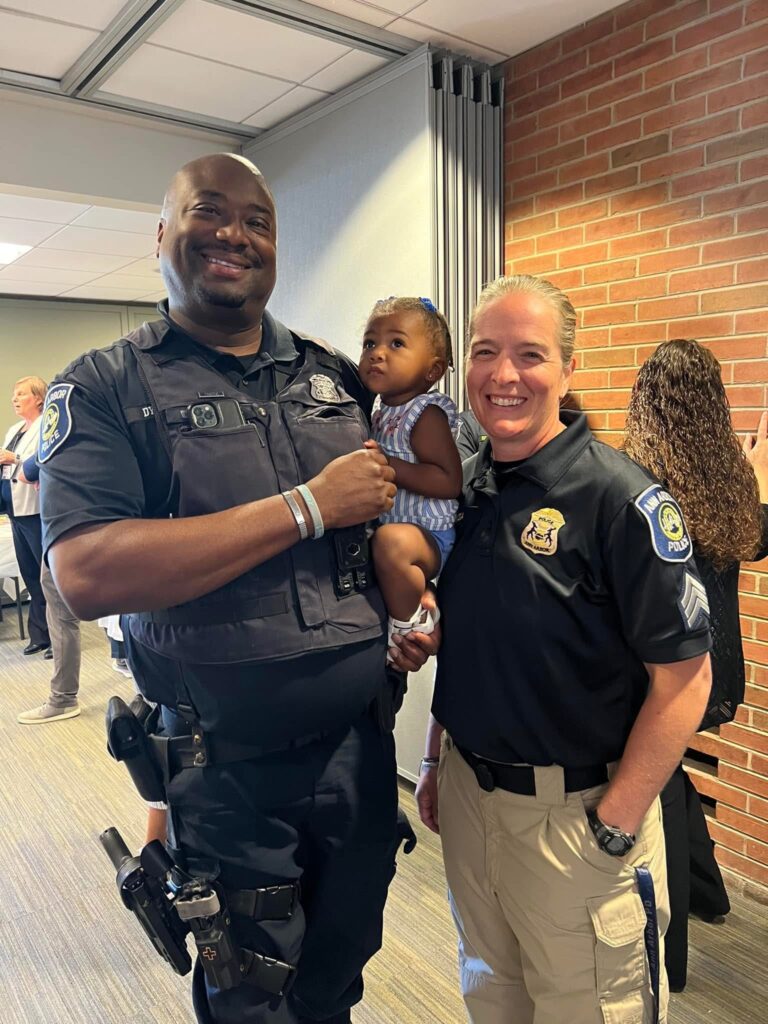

{"left": 456, "top": 745, "right": 609, "bottom": 795}
{"left": 151, "top": 728, "right": 330, "bottom": 777}
{"left": 131, "top": 593, "right": 289, "bottom": 627}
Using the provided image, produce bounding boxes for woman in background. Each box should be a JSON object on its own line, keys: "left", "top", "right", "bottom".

{"left": 624, "top": 338, "right": 768, "bottom": 992}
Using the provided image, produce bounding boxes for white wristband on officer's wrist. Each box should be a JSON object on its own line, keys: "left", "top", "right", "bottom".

{"left": 295, "top": 484, "right": 324, "bottom": 539}
{"left": 282, "top": 490, "right": 309, "bottom": 540}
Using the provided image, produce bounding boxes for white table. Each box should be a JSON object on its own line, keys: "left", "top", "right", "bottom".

{"left": 0, "top": 516, "right": 26, "bottom": 638}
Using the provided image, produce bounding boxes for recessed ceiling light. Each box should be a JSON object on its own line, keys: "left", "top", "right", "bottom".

{"left": 0, "top": 243, "right": 32, "bottom": 265}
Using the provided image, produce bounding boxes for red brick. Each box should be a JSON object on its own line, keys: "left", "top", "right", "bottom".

{"left": 614, "top": 84, "right": 672, "bottom": 123}
{"left": 572, "top": 368, "right": 611, "bottom": 389}
{"left": 558, "top": 154, "right": 610, "bottom": 186}
{"left": 615, "top": 0, "right": 669, "bottom": 31}
{"left": 509, "top": 254, "right": 559, "bottom": 276}
{"left": 611, "top": 322, "right": 669, "bottom": 344}
{"left": 644, "top": 96, "right": 707, "bottom": 133}
{"left": 716, "top": 847, "right": 768, "bottom": 886}
{"left": 738, "top": 257, "right": 768, "bottom": 284}
{"left": 542, "top": 269, "right": 583, "bottom": 291}
{"left": 709, "top": 820, "right": 747, "bottom": 854}
{"left": 742, "top": 153, "right": 768, "bottom": 180}
{"left": 743, "top": 98, "right": 768, "bottom": 128}
{"left": 733, "top": 360, "right": 768, "bottom": 385}
{"left": 671, "top": 110, "right": 740, "bottom": 147}
{"left": 561, "top": 62, "right": 614, "bottom": 102}
{"left": 587, "top": 119, "right": 643, "bottom": 155}
{"left": 562, "top": 284, "right": 607, "bottom": 308}
{"left": 577, "top": 327, "right": 611, "bottom": 349}
{"left": 669, "top": 314, "right": 735, "bottom": 338}
{"left": 611, "top": 368, "right": 640, "bottom": 387}
{"left": 671, "top": 163, "right": 739, "bottom": 197}
{"left": 726, "top": 384, "right": 765, "bottom": 405}
{"left": 702, "top": 285, "right": 768, "bottom": 313}
{"left": 749, "top": 794, "right": 768, "bottom": 822}
{"left": 687, "top": 767, "right": 749, "bottom": 809}
{"left": 578, "top": 383, "right": 634, "bottom": 404}
{"left": 536, "top": 225, "right": 584, "bottom": 253}
{"left": 640, "top": 147, "right": 704, "bottom": 182}
{"left": 534, "top": 183, "right": 585, "bottom": 214}
{"left": 610, "top": 182, "right": 669, "bottom": 213}
{"left": 747, "top": 0, "right": 768, "bottom": 23}
{"left": 512, "top": 169, "right": 559, "bottom": 199}
{"left": 537, "top": 95, "right": 587, "bottom": 129}
{"left": 558, "top": 241, "right": 610, "bottom": 268}
{"left": 708, "top": 75, "right": 768, "bottom": 114}
{"left": 669, "top": 265, "right": 734, "bottom": 294}
{"left": 559, "top": 108, "right": 612, "bottom": 143}
{"left": 585, "top": 212, "right": 639, "bottom": 241}
{"left": 510, "top": 125, "right": 558, "bottom": 158}
{"left": 736, "top": 311, "right": 768, "bottom": 337}
{"left": 707, "top": 126, "right": 768, "bottom": 163}
{"left": 586, "top": 72, "right": 645, "bottom": 111}
{"left": 712, "top": 23, "right": 768, "bottom": 62}
{"left": 720, "top": 764, "right": 768, "bottom": 798}
{"left": 537, "top": 139, "right": 586, "bottom": 173}
{"left": 745, "top": 48, "right": 768, "bottom": 76}
{"left": 513, "top": 38, "right": 562, "bottom": 79}
{"left": 507, "top": 157, "right": 537, "bottom": 181}
{"left": 606, "top": 411, "right": 628, "bottom": 430}
{"left": 581, "top": 345, "right": 637, "bottom": 367}
{"left": 621, "top": 37, "right": 676, "bottom": 74}
{"left": 610, "top": 275, "right": 667, "bottom": 302}
{"left": 508, "top": 69, "right": 538, "bottom": 99}
{"left": 674, "top": 59, "right": 742, "bottom": 101}
{"left": 676, "top": 8, "right": 745, "bottom": 51}
{"left": 558, "top": 199, "right": 608, "bottom": 228}
{"left": 646, "top": 0, "right": 708, "bottom": 39}
{"left": 638, "top": 246, "right": 701, "bottom": 275}
{"left": 704, "top": 179, "right": 768, "bottom": 214}
{"left": 584, "top": 258, "right": 638, "bottom": 284}
{"left": 645, "top": 47, "right": 708, "bottom": 88}
{"left": 745, "top": 836, "right": 768, "bottom": 864}
{"left": 720, "top": 726, "right": 768, "bottom": 760}
{"left": 539, "top": 51, "right": 588, "bottom": 90}
{"left": 668, "top": 214, "right": 734, "bottom": 246}
{"left": 638, "top": 295, "right": 699, "bottom": 321}
{"left": 562, "top": 11, "right": 616, "bottom": 51}
{"left": 506, "top": 112, "right": 538, "bottom": 139}
{"left": 609, "top": 228, "right": 668, "bottom": 258}
{"left": 589, "top": 23, "right": 645, "bottom": 66}
{"left": 511, "top": 212, "right": 558, "bottom": 239}
{"left": 514, "top": 83, "right": 561, "bottom": 119}
{"left": 611, "top": 133, "right": 670, "bottom": 168}
{"left": 504, "top": 238, "right": 536, "bottom": 261}
{"left": 585, "top": 167, "right": 639, "bottom": 198}
{"left": 639, "top": 196, "right": 702, "bottom": 229}
{"left": 703, "top": 233, "right": 768, "bottom": 264}
{"left": 505, "top": 197, "right": 535, "bottom": 221}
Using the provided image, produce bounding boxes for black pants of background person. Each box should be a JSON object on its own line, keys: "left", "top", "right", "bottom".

{"left": 661, "top": 763, "right": 730, "bottom": 990}
{"left": 9, "top": 512, "right": 50, "bottom": 649}
{"left": 163, "top": 708, "right": 401, "bottom": 1024}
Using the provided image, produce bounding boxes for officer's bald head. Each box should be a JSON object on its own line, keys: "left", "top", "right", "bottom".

{"left": 160, "top": 154, "right": 274, "bottom": 223}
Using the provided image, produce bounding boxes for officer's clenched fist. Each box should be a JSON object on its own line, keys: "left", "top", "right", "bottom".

{"left": 307, "top": 442, "right": 396, "bottom": 529}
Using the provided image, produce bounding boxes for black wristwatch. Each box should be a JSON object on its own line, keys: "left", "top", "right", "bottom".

{"left": 586, "top": 809, "right": 635, "bottom": 857}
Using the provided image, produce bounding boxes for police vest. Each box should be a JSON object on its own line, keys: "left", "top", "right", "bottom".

{"left": 124, "top": 320, "right": 385, "bottom": 665}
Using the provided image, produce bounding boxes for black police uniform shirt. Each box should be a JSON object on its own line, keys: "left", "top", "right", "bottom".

{"left": 456, "top": 410, "right": 487, "bottom": 463}
{"left": 39, "top": 302, "right": 381, "bottom": 747}
{"left": 433, "top": 409, "right": 712, "bottom": 769}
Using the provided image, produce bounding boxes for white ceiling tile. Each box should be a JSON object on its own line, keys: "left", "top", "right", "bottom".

{"left": 0, "top": 265, "right": 98, "bottom": 287}
{"left": 72, "top": 206, "right": 161, "bottom": 233}
{"left": 12, "top": 249, "right": 134, "bottom": 273}
{"left": 0, "top": 217, "right": 63, "bottom": 247}
{"left": 303, "top": 49, "right": 390, "bottom": 91}
{"left": 61, "top": 285, "right": 154, "bottom": 300}
{"left": 39, "top": 226, "right": 155, "bottom": 258}
{"left": 117, "top": 257, "right": 163, "bottom": 278}
{"left": 243, "top": 86, "right": 330, "bottom": 129}
{"left": 1, "top": 1, "right": 128, "bottom": 30}
{"left": 99, "top": 43, "right": 291, "bottom": 123}
{"left": 0, "top": 11, "right": 99, "bottom": 78}
{"left": 387, "top": 16, "right": 507, "bottom": 64}
{"left": 287, "top": 0, "right": 398, "bottom": 29}
{"left": 0, "top": 194, "right": 90, "bottom": 224}
{"left": 151, "top": 0, "right": 350, "bottom": 80}
{"left": 0, "top": 281, "right": 67, "bottom": 296}
{"left": 93, "top": 273, "right": 163, "bottom": 290}
{"left": 402, "top": 0, "right": 620, "bottom": 59}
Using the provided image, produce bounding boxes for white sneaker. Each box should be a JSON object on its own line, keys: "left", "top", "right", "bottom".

{"left": 18, "top": 702, "right": 81, "bottom": 725}
{"left": 387, "top": 604, "right": 440, "bottom": 662}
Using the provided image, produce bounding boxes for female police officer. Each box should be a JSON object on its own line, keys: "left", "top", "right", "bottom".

{"left": 416, "top": 275, "right": 712, "bottom": 1024}
{"left": 39, "top": 154, "right": 433, "bottom": 1024}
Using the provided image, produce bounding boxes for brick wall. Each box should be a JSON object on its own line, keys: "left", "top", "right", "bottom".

{"left": 503, "top": 0, "right": 768, "bottom": 897}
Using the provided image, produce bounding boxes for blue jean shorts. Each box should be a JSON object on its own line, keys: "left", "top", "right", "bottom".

{"left": 428, "top": 527, "right": 455, "bottom": 575}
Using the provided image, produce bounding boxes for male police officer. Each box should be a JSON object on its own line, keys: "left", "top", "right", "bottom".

{"left": 40, "top": 154, "right": 433, "bottom": 1024}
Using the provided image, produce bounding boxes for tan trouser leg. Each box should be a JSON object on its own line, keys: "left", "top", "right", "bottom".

{"left": 439, "top": 741, "right": 670, "bottom": 1024}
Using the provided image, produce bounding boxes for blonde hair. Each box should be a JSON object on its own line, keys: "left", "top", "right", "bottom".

{"left": 468, "top": 275, "right": 576, "bottom": 366}
{"left": 14, "top": 376, "right": 47, "bottom": 408}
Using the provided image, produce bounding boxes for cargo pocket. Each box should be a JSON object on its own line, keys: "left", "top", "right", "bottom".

{"left": 587, "top": 889, "right": 649, "bottom": 1024}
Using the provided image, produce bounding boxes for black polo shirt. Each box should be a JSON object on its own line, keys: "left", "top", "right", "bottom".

{"left": 39, "top": 304, "right": 380, "bottom": 745}
{"left": 433, "top": 410, "right": 711, "bottom": 768}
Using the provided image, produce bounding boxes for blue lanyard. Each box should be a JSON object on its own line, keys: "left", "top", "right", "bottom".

{"left": 635, "top": 866, "right": 660, "bottom": 1023}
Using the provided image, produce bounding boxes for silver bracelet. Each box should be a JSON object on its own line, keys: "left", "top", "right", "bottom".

{"left": 295, "top": 484, "right": 324, "bottom": 539}
{"left": 282, "top": 490, "right": 309, "bottom": 541}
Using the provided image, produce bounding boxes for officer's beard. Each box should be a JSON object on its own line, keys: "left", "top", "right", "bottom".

{"left": 197, "top": 284, "right": 249, "bottom": 309}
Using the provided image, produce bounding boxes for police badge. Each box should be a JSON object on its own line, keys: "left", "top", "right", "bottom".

{"left": 309, "top": 374, "right": 340, "bottom": 403}
{"left": 521, "top": 508, "right": 565, "bottom": 556}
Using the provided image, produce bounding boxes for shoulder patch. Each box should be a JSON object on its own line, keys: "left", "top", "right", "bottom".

{"left": 634, "top": 484, "right": 692, "bottom": 563}
{"left": 38, "top": 383, "right": 74, "bottom": 463}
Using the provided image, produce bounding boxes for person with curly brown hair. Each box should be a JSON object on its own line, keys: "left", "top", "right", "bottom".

{"left": 624, "top": 338, "right": 768, "bottom": 992}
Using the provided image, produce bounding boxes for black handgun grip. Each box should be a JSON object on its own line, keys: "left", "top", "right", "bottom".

{"left": 106, "top": 695, "right": 166, "bottom": 803}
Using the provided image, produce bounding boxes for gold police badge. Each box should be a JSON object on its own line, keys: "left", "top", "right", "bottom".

{"left": 521, "top": 508, "right": 565, "bottom": 556}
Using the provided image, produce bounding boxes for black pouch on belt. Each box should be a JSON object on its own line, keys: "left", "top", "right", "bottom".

{"left": 106, "top": 694, "right": 166, "bottom": 804}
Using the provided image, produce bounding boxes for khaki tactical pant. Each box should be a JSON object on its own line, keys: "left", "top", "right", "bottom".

{"left": 438, "top": 737, "right": 669, "bottom": 1024}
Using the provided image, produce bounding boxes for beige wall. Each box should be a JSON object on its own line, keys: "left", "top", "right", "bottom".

{"left": 0, "top": 298, "right": 155, "bottom": 419}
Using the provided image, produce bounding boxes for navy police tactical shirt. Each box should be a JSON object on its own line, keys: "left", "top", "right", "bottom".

{"left": 433, "top": 410, "right": 712, "bottom": 768}
{"left": 39, "top": 303, "right": 380, "bottom": 746}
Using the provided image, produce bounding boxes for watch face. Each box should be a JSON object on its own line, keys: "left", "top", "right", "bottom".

{"left": 605, "top": 834, "right": 629, "bottom": 856}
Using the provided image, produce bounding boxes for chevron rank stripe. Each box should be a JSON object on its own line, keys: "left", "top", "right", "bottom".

{"left": 679, "top": 571, "right": 710, "bottom": 631}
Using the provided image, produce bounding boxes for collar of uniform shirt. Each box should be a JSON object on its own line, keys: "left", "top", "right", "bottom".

{"left": 470, "top": 409, "right": 592, "bottom": 495}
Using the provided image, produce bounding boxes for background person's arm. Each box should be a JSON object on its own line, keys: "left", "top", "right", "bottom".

{"left": 595, "top": 653, "right": 711, "bottom": 835}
